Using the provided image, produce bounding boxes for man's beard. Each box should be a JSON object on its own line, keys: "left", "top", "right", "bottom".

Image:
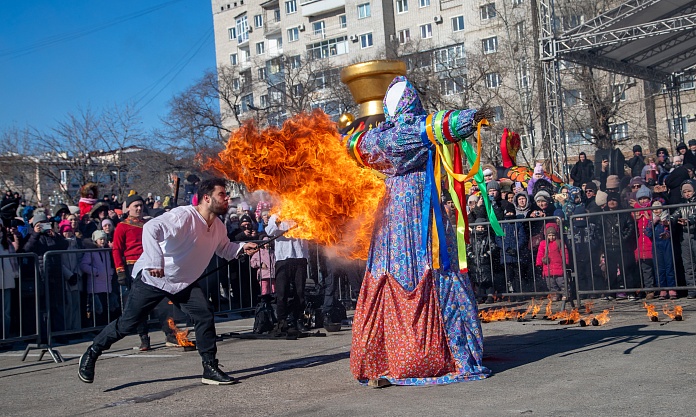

{"left": 211, "top": 200, "right": 228, "bottom": 216}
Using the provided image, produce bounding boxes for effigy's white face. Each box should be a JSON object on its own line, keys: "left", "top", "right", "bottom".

{"left": 385, "top": 81, "right": 407, "bottom": 117}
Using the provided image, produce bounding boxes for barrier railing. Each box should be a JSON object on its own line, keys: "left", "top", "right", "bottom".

{"left": 568, "top": 202, "right": 696, "bottom": 302}
{"left": 0, "top": 253, "right": 42, "bottom": 353}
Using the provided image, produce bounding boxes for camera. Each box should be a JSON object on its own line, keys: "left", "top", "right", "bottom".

{"left": 40, "top": 223, "right": 52, "bottom": 232}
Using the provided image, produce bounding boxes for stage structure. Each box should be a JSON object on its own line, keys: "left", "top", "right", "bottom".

{"left": 537, "top": 0, "right": 696, "bottom": 177}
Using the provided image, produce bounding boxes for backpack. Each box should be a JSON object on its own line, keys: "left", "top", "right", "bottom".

{"left": 252, "top": 300, "right": 277, "bottom": 334}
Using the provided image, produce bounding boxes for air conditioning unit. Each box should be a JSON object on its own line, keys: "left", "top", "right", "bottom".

{"left": 248, "top": 26, "right": 253, "bottom": 33}
{"left": 434, "top": 15, "right": 443, "bottom": 24}
{"left": 349, "top": 34, "right": 359, "bottom": 42}
{"left": 298, "top": 24, "right": 305, "bottom": 32}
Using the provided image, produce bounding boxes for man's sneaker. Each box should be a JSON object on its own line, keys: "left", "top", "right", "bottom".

{"left": 78, "top": 346, "right": 100, "bottom": 383}
{"left": 201, "top": 359, "right": 235, "bottom": 385}
{"left": 138, "top": 334, "right": 151, "bottom": 351}
{"left": 627, "top": 294, "right": 639, "bottom": 301}
{"left": 165, "top": 334, "right": 180, "bottom": 347}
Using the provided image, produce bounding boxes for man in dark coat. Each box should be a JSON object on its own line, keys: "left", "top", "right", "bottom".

{"left": 570, "top": 152, "right": 594, "bottom": 186}
{"left": 626, "top": 145, "right": 646, "bottom": 179}
{"left": 684, "top": 139, "right": 696, "bottom": 168}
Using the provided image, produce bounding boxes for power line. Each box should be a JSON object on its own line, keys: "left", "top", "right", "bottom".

{"left": 0, "top": 0, "right": 185, "bottom": 61}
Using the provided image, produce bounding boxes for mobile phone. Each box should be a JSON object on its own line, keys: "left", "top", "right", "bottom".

{"left": 40, "top": 223, "right": 52, "bottom": 232}
{"left": 156, "top": 196, "right": 161, "bottom": 201}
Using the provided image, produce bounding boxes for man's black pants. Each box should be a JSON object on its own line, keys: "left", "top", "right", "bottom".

{"left": 275, "top": 258, "right": 308, "bottom": 322}
{"left": 92, "top": 276, "right": 217, "bottom": 359}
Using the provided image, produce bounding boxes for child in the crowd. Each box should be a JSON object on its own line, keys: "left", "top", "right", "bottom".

{"left": 495, "top": 204, "right": 529, "bottom": 294}
{"left": 249, "top": 237, "right": 276, "bottom": 296}
{"left": 536, "top": 223, "right": 569, "bottom": 301}
{"left": 80, "top": 230, "right": 116, "bottom": 325}
{"left": 645, "top": 201, "right": 677, "bottom": 299}
{"left": 467, "top": 217, "right": 495, "bottom": 303}
{"left": 632, "top": 186, "right": 656, "bottom": 299}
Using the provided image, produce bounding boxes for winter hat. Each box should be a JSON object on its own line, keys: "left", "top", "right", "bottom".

{"left": 504, "top": 203, "right": 516, "bottom": 216}
{"left": 92, "top": 230, "right": 107, "bottom": 241}
{"left": 607, "top": 192, "right": 621, "bottom": 203}
{"left": 629, "top": 176, "right": 646, "bottom": 187}
{"left": 487, "top": 181, "right": 501, "bottom": 191}
{"left": 579, "top": 151, "right": 586, "bottom": 157}
{"left": 68, "top": 205, "right": 80, "bottom": 215}
{"left": 681, "top": 181, "right": 695, "bottom": 193}
{"left": 101, "top": 219, "right": 113, "bottom": 228}
{"left": 125, "top": 194, "right": 144, "bottom": 208}
{"left": 59, "top": 224, "right": 73, "bottom": 234}
{"left": 500, "top": 179, "right": 513, "bottom": 193}
{"left": 534, "top": 190, "right": 551, "bottom": 202}
{"left": 474, "top": 216, "right": 488, "bottom": 225}
{"left": 53, "top": 203, "right": 69, "bottom": 217}
{"left": 545, "top": 222, "right": 559, "bottom": 236}
{"left": 606, "top": 175, "right": 620, "bottom": 189}
{"left": 689, "top": 139, "right": 696, "bottom": 146}
{"left": 467, "top": 195, "right": 479, "bottom": 204}
{"left": 239, "top": 214, "right": 254, "bottom": 225}
{"left": 677, "top": 142, "right": 688, "bottom": 151}
{"left": 595, "top": 190, "right": 608, "bottom": 206}
{"left": 636, "top": 185, "right": 652, "bottom": 200}
{"left": 652, "top": 201, "right": 668, "bottom": 222}
{"left": 633, "top": 145, "right": 642, "bottom": 153}
{"left": 31, "top": 212, "right": 48, "bottom": 225}
{"left": 483, "top": 168, "right": 493, "bottom": 176}
{"left": 584, "top": 181, "right": 598, "bottom": 191}
{"left": 674, "top": 155, "right": 684, "bottom": 164}
{"left": 533, "top": 163, "right": 544, "bottom": 175}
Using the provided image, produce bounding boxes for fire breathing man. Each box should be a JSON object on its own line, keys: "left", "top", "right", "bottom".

{"left": 78, "top": 178, "right": 258, "bottom": 385}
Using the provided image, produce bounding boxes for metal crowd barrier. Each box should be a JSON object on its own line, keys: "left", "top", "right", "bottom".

{"left": 0, "top": 253, "right": 42, "bottom": 355}
{"left": 569, "top": 201, "right": 696, "bottom": 303}
{"left": 468, "top": 215, "right": 570, "bottom": 303}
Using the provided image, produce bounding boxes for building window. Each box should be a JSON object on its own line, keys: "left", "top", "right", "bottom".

{"left": 396, "top": 0, "right": 409, "bottom": 13}
{"left": 420, "top": 23, "right": 432, "bottom": 39}
{"left": 230, "top": 53, "right": 238, "bottom": 65}
{"left": 313, "top": 21, "right": 325, "bottom": 36}
{"left": 398, "top": 29, "right": 411, "bottom": 44}
{"left": 360, "top": 32, "right": 373, "bottom": 48}
{"left": 493, "top": 106, "right": 504, "bottom": 122}
{"left": 228, "top": 27, "right": 237, "bottom": 40}
{"left": 285, "top": 0, "right": 297, "bottom": 14}
{"left": 236, "top": 15, "right": 249, "bottom": 43}
{"left": 241, "top": 93, "right": 254, "bottom": 113}
{"left": 452, "top": 16, "right": 464, "bottom": 32}
{"left": 339, "top": 14, "right": 347, "bottom": 28}
{"left": 288, "top": 27, "right": 299, "bottom": 42}
{"left": 485, "top": 72, "right": 502, "bottom": 88}
{"left": 434, "top": 43, "right": 466, "bottom": 71}
{"left": 668, "top": 117, "right": 688, "bottom": 136}
{"left": 518, "top": 63, "right": 529, "bottom": 89}
{"left": 254, "top": 14, "right": 263, "bottom": 28}
{"left": 482, "top": 36, "right": 498, "bottom": 54}
{"left": 680, "top": 74, "right": 695, "bottom": 90}
{"left": 239, "top": 47, "right": 250, "bottom": 63}
{"left": 567, "top": 129, "right": 591, "bottom": 144}
{"left": 357, "top": 3, "right": 371, "bottom": 19}
{"left": 258, "top": 67, "right": 267, "bottom": 80}
{"left": 269, "top": 58, "right": 282, "bottom": 74}
{"left": 256, "top": 42, "right": 265, "bottom": 55}
{"left": 480, "top": 3, "right": 497, "bottom": 20}
{"left": 440, "top": 76, "right": 466, "bottom": 95}
{"left": 611, "top": 122, "right": 629, "bottom": 140}
{"left": 612, "top": 85, "right": 626, "bottom": 102}
{"left": 260, "top": 94, "right": 269, "bottom": 108}
{"left": 419, "top": 0, "right": 430, "bottom": 7}
{"left": 232, "top": 78, "right": 241, "bottom": 90}
{"left": 292, "top": 84, "right": 303, "bottom": 96}
{"left": 513, "top": 0, "right": 524, "bottom": 6}
{"left": 273, "top": 8, "right": 281, "bottom": 22}
{"left": 306, "top": 36, "right": 349, "bottom": 59}
{"left": 289, "top": 54, "right": 301, "bottom": 69}
{"left": 515, "top": 21, "right": 525, "bottom": 42}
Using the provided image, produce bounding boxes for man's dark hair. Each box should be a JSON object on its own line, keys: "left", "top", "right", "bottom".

{"left": 197, "top": 178, "right": 227, "bottom": 203}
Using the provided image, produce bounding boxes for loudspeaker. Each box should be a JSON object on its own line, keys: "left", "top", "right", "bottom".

{"left": 594, "top": 148, "right": 626, "bottom": 179}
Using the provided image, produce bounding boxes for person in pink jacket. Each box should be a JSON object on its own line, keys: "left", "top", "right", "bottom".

{"left": 536, "top": 223, "right": 569, "bottom": 300}
{"left": 632, "top": 186, "right": 656, "bottom": 298}
{"left": 249, "top": 238, "right": 275, "bottom": 296}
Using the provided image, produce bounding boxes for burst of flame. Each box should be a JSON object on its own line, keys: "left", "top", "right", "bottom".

{"left": 517, "top": 299, "right": 536, "bottom": 320}
{"left": 532, "top": 301, "right": 541, "bottom": 316}
{"left": 478, "top": 306, "right": 523, "bottom": 322}
{"left": 584, "top": 301, "right": 594, "bottom": 314}
{"left": 662, "top": 304, "right": 684, "bottom": 320}
{"left": 594, "top": 309, "right": 611, "bottom": 325}
{"left": 544, "top": 295, "right": 553, "bottom": 317}
{"left": 642, "top": 302, "right": 659, "bottom": 320}
{"left": 208, "top": 111, "right": 386, "bottom": 259}
{"left": 167, "top": 318, "right": 194, "bottom": 347}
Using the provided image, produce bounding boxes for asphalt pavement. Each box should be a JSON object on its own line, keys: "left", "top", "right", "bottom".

{"left": 1, "top": 297, "right": 695, "bottom": 417}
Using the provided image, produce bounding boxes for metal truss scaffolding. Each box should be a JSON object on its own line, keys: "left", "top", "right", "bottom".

{"left": 537, "top": 0, "right": 696, "bottom": 177}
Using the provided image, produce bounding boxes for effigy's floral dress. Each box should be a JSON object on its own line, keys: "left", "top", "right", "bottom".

{"left": 349, "top": 77, "right": 491, "bottom": 385}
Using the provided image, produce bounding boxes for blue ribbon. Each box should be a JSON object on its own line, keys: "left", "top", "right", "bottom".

{"left": 422, "top": 146, "right": 433, "bottom": 259}
{"left": 430, "top": 169, "right": 450, "bottom": 270}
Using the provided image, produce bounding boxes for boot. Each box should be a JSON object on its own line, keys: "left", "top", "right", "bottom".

{"left": 138, "top": 334, "right": 151, "bottom": 351}
{"left": 78, "top": 346, "right": 100, "bottom": 383}
{"left": 201, "top": 357, "right": 235, "bottom": 385}
{"left": 272, "top": 319, "right": 289, "bottom": 337}
{"left": 296, "top": 318, "right": 309, "bottom": 333}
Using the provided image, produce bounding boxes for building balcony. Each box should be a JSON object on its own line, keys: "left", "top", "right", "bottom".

{"left": 264, "top": 19, "right": 282, "bottom": 36}
{"left": 301, "top": 0, "right": 345, "bottom": 18}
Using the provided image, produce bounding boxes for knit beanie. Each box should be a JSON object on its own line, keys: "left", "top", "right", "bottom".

{"left": 595, "top": 190, "right": 608, "bottom": 206}
{"left": 677, "top": 142, "right": 687, "bottom": 151}
{"left": 607, "top": 192, "right": 621, "bottom": 203}
{"left": 126, "top": 194, "right": 144, "bottom": 208}
{"left": 101, "top": 219, "right": 113, "bottom": 228}
{"left": 468, "top": 195, "right": 479, "bottom": 204}
{"left": 606, "top": 175, "right": 620, "bottom": 189}
{"left": 633, "top": 145, "right": 642, "bottom": 153}
{"left": 629, "top": 176, "right": 645, "bottom": 188}
{"left": 636, "top": 185, "right": 652, "bottom": 200}
{"left": 92, "top": 230, "right": 107, "bottom": 241}
{"left": 584, "top": 181, "right": 598, "bottom": 191}
{"left": 483, "top": 168, "right": 493, "bottom": 176}
{"left": 487, "top": 181, "right": 501, "bottom": 191}
{"left": 545, "top": 223, "right": 558, "bottom": 236}
{"left": 534, "top": 190, "right": 551, "bottom": 202}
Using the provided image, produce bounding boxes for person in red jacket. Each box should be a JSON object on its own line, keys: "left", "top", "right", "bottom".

{"left": 536, "top": 223, "right": 569, "bottom": 301}
{"left": 113, "top": 194, "right": 177, "bottom": 350}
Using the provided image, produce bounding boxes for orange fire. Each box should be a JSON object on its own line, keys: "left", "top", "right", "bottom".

{"left": 642, "top": 302, "right": 659, "bottom": 321}
{"left": 207, "top": 111, "right": 386, "bottom": 259}
{"left": 532, "top": 301, "right": 541, "bottom": 317}
{"left": 167, "top": 318, "right": 194, "bottom": 347}
{"left": 584, "top": 301, "right": 594, "bottom": 314}
{"left": 594, "top": 309, "right": 611, "bottom": 325}
{"left": 544, "top": 295, "right": 553, "bottom": 317}
{"left": 662, "top": 304, "right": 684, "bottom": 320}
{"left": 478, "top": 306, "right": 523, "bottom": 322}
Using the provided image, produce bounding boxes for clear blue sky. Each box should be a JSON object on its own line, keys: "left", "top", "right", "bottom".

{"left": 0, "top": 0, "right": 216, "bottom": 134}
